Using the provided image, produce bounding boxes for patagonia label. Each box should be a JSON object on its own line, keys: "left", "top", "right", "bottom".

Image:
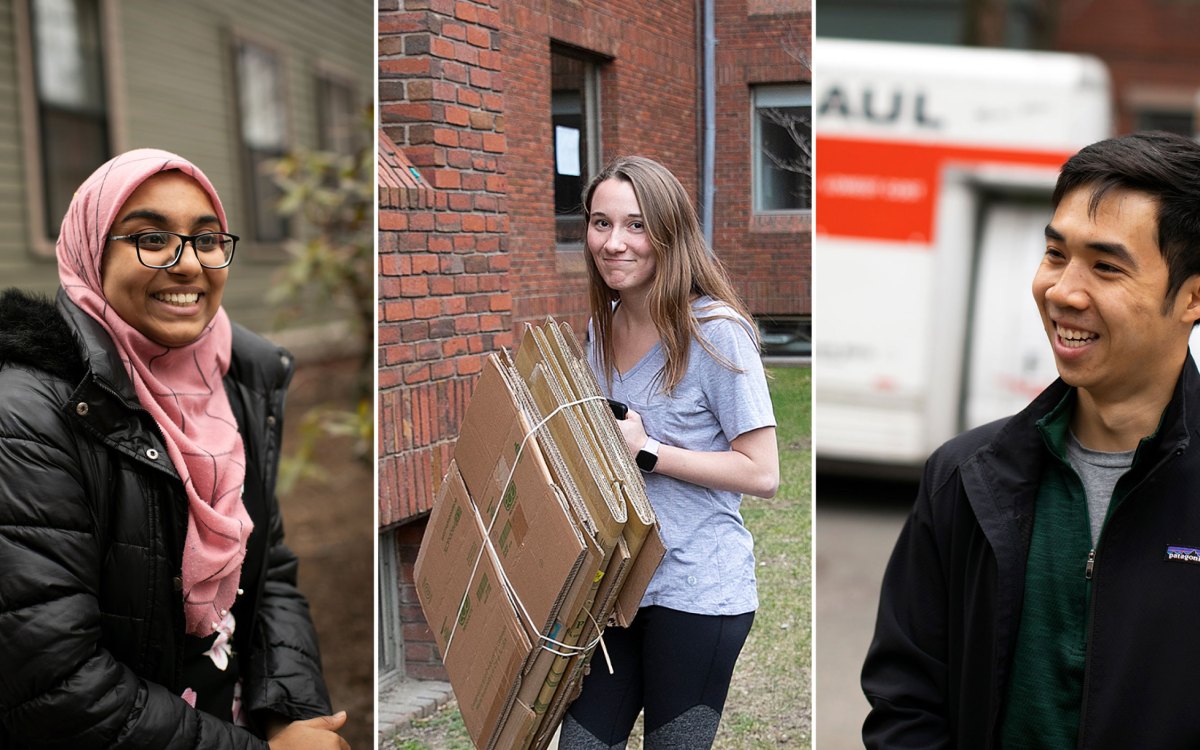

{"left": 1166, "top": 546, "right": 1200, "bottom": 564}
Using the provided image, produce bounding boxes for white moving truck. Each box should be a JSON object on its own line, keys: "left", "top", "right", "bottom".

{"left": 814, "top": 38, "right": 1113, "bottom": 471}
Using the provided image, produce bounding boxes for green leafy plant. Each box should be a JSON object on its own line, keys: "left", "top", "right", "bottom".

{"left": 268, "top": 134, "right": 373, "bottom": 490}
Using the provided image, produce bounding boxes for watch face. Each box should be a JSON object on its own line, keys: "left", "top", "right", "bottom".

{"left": 636, "top": 449, "right": 657, "bottom": 472}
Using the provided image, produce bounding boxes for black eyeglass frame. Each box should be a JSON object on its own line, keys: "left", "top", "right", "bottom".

{"left": 108, "top": 231, "right": 240, "bottom": 270}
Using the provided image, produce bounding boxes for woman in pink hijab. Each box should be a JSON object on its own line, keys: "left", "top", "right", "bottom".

{"left": 0, "top": 149, "right": 348, "bottom": 749}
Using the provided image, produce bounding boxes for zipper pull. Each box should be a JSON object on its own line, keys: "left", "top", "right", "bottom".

{"left": 1085, "top": 549, "right": 1096, "bottom": 580}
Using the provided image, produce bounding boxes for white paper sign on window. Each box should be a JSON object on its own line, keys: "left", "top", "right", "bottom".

{"left": 555, "top": 126, "right": 581, "bottom": 176}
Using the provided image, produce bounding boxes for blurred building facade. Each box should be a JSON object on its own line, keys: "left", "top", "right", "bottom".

{"left": 377, "top": 0, "right": 811, "bottom": 685}
{"left": 818, "top": 0, "right": 1200, "bottom": 136}
{"left": 0, "top": 0, "right": 373, "bottom": 335}
{"left": 1054, "top": 0, "right": 1200, "bottom": 136}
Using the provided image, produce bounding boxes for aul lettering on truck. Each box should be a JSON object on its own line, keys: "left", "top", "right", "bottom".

{"left": 818, "top": 85, "right": 943, "bottom": 129}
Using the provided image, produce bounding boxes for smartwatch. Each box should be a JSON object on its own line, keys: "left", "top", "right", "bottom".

{"left": 636, "top": 436, "right": 661, "bottom": 473}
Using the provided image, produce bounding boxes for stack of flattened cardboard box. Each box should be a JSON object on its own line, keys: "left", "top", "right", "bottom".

{"left": 415, "top": 319, "right": 665, "bottom": 750}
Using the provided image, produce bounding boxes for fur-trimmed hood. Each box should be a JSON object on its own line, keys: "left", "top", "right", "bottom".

{"left": 0, "top": 287, "right": 86, "bottom": 383}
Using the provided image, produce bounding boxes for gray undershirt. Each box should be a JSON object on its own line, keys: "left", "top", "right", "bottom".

{"left": 1066, "top": 432, "right": 1135, "bottom": 546}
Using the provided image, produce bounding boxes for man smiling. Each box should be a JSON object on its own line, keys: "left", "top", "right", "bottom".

{"left": 861, "top": 132, "right": 1200, "bottom": 749}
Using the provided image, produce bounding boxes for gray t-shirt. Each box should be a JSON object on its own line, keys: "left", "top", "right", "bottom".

{"left": 1066, "top": 432, "right": 1134, "bottom": 546}
{"left": 588, "top": 299, "right": 776, "bottom": 616}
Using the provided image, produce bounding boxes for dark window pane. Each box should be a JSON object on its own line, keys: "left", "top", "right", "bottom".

{"left": 246, "top": 150, "right": 287, "bottom": 243}
{"left": 552, "top": 50, "right": 594, "bottom": 247}
{"left": 757, "top": 103, "right": 811, "bottom": 212}
{"left": 235, "top": 41, "right": 289, "bottom": 242}
{"left": 318, "top": 76, "right": 359, "bottom": 155}
{"left": 1136, "top": 109, "right": 1194, "bottom": 137}
{"left": 40, "top": 108, "right": 108, "bottom": 235}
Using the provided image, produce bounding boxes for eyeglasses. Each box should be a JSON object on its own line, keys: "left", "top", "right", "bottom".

{"left": 108, "top": 231, "right": 239, "bottom": 269}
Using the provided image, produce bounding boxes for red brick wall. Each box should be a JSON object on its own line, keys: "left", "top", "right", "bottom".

{"left": 501, "top": 2, "right": 701, "bottom": 337}
{"left": 1053, "top": 0, "right": 1200, "bottom": 135}
{"left": 389, "top": 521, "right": 448, "bottom": 680}
{"left": 714, "top": 0, "right": 811, "bottom": 318}
{"left": 378, "top": 0, "right": 512, "bottom": 531}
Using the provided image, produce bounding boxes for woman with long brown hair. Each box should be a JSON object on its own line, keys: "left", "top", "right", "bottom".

{"left": 562, "top": 156, "right": 779, "bottom": 749}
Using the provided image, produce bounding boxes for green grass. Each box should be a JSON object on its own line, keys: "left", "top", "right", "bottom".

{"left": 385, "top": 704, "right": 471, "bottom": 749}
{"left": 386, "top": 366, "right": 813, "bottom": 749}
{"left": 712, "top": 365, "right": 812, "bottom": 749}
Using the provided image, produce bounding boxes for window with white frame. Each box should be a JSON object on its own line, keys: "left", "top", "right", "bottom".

{"left": 234, "top": 39, "right": 289, "bottom": 242}
{"left": 551, "top": 47, "right": 601, "bottom": 249}
{"left": 753, "top": 84, "right": 811, "bottom": 213}
{"left": 29, "top": 0, "right": 109, "bottom": 239}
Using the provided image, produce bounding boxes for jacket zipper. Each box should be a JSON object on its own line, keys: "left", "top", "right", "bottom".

{"left": 1076, "top": 444, "right": 1185, "bottom": 748}
{"left": 79, "top": 376, "right": 177, "bottom": 479}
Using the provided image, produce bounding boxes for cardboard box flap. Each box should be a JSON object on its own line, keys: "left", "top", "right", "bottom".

{"left": 613, "top": 526, "right": 667, "bottom": 627}
{"left": 414, "top": 462, "right": 488, "bottom": 656}
{"left": 491, "top": 698, "right": 539, "bottom": 750}
{"left": 497, "top": 350, "right": 600, "bottom": 544}
{"left": 533, "top": 652, "right": 590, "bottom": 750}
{"left": 454, "top": 356, "right": 549, "bottom": 518}
{"left": 499, "top": 448, "right": 598, "bottom": 632}
{"left": 517, "top": 328, "right": 627, "bottom": 535}
{"left": 453, "top": 358, "right": 600, "bottom": 634}
{"left": 544, "top": 319, "right": 657, "bottom": 566}
{"left": 526, "top": 363, "right": 626, "bottom": 548}
{"left": 548, "top": 319, "right": 657, "bottom": 538}
{"left": 413, "top": 463, "right": 532, "bottom": 748}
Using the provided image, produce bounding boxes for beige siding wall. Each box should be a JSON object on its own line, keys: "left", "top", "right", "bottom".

{"left": 0, "top": 3, "right": 39, "bottom": 293}
{"left": 0, "top": 0, "right": 373, "bottom": 335}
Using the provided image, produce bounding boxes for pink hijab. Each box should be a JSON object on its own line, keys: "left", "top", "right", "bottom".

{"left": 57, "top": 149, "right": 252, "bottom": 637}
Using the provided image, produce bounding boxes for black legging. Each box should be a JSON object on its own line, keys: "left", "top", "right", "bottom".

{"left": 560, "top": 605, "right": 755, "bottom": 749}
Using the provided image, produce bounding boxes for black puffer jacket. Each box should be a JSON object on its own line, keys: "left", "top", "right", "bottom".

{"left": 0, "top": 289, "right": 331, "bottom": 749}
{"left": 863, "top": 354, "right": 1200, "bottom": 749}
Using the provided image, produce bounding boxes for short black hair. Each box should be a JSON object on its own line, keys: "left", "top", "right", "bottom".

{"left": 1053, "top": 131, "right": 1200, "bottom": 303}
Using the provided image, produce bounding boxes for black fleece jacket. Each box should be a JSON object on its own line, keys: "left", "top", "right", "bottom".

{"left": 863, "top": 353, "right": 1200, "bottom": 749}
{"left": 0, "top": 289, "right": 331, "bottom": 749}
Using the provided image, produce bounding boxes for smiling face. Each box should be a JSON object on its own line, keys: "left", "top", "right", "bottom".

{"left": 1032, "top": 186, "right": 1200, "bottom": 403}
{"left": 101, "top": 171, "right": 228, "bottom": 348}
{"left": 587, "top": 177, "right": 657, "bottom": 301}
